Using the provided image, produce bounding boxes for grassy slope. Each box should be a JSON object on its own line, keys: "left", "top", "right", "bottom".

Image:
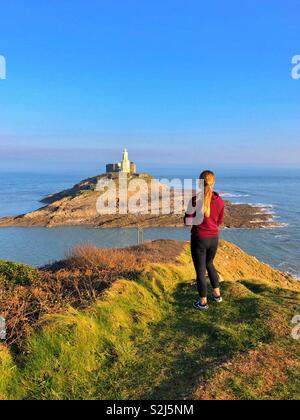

{"left": 0, "top": 241, "right": 299, "bottom": 400}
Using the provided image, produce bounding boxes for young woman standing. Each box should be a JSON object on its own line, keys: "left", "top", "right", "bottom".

{"left": 185, "top": 171, "right": 225, "bottom": 310}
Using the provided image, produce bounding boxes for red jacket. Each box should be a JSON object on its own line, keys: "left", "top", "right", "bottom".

{"left": 185, "top": 192, "right": 225, "bottom": 239}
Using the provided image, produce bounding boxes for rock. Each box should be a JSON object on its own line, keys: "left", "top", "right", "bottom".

{"left": 0, "top": 173, "right": 279, "bottom": 229}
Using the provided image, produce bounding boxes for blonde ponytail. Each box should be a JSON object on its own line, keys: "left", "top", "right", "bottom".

{"left": 200, "top": 171, "right": 215, "bottom": 218}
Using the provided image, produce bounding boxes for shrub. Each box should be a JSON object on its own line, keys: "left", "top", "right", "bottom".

{"left": 66, "top": 245, "right": 144, "bottom": 275}
{"left": 0, "top": 261, "right": 38, "bottom": 286}
{"left": 0, "top": 241, "right": 185, "bottom": 346}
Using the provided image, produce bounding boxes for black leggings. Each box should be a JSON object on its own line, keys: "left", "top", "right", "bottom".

{"left": 191, "top": 237, "right": 220, "bottom": 298}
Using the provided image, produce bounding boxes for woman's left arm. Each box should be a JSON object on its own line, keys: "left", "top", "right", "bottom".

{"left": 218, "top": 201, "right": 225, "bottom": 226}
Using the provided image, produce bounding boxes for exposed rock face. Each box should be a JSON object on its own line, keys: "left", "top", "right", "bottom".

{"left": 0, "top": 173, "right": 278, "bottom": 229}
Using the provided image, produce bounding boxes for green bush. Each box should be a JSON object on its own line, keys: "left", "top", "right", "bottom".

{"left": 0, "top": 261, "right": 38, "bottom": 286}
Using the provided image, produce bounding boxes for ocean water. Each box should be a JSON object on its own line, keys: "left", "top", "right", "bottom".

{"left": 0, "top": 170, "right": 299, "bottom": 277}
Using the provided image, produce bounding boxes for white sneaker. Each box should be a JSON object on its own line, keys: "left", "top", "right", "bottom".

{"left": 212, "top": 295, "right": 223, "bottom": 303}
{"left": 193, "top": 300, "right": 209, "bottom": 311}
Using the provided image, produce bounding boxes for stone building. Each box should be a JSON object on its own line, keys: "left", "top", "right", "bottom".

{"left": 106, "top": 149, "right": 137, "bottom": 174}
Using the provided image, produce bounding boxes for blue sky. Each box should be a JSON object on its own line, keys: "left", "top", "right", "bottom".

{"left": 0, "top": 0, "right": 300, "bottom": 172}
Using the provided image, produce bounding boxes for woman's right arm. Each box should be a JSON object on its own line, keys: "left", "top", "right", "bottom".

{"left": 184, "top": 196, "right": 196, "bottom": 226}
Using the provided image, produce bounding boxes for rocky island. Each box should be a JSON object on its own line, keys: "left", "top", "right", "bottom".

{"left": 0, "top": 150, "right": 278, "bottom": 229}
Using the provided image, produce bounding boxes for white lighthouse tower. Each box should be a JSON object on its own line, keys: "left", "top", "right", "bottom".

{"left": 106, "top": 149, "right": 137, "bottom": 174}
{"left": 120, "top": 148, "right": 131, "bottom": 173}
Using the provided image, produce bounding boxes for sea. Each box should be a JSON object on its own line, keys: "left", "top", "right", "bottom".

{"left": 0, "top": 169, "right": 299, "bottom": 278}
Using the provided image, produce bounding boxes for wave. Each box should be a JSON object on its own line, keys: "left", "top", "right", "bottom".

{"left": 230, "top": 202, "right": 275, "bottom": 212}
{"left": 251, "top": 203, "right": 274, "bottom": 209}
{"left": 221, "top": 192, "right": 250, "bottom": 198}
{"left": 277, "top": 222, "right": 289, "bottom": 228}
{"left": 286, "top": 270, "right": 300, "bottom": 281}
{"left": 250, "top": 204, "right": 276, "bottom": 216}
{"left": 261, "top": 222, "right": 289, "bottom": 229}
{"left": 277, "top": 263, "right": 300, "bottom": 280}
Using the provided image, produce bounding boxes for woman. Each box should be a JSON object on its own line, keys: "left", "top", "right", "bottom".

{"left": 185, "top": 170, "right": 225, "bottom": 310}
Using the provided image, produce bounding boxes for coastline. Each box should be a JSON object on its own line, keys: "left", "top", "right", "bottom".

{"left": 0, "top": 225, "right": 297, "bottom": 281}
{"left": 0, "top": 172, "right": 279, "bottom": 229}
{"left": 0, "top": 201, "right": 278, "bottom": 229}
{"left": 0, "top": 171, "right": 297, "bottom": 278}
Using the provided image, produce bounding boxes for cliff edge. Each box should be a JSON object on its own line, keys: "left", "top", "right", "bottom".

{"left": 0, "top": 240, "right": 299, "bottom": 400}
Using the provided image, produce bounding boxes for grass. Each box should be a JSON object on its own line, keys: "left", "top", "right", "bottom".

{"left": 0, "top": 241, "right": 299, "bottom": 400}
{"left": 0, "top": 241, "right": 185, "bottom": 346}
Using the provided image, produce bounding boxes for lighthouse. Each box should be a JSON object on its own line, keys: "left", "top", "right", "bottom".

{"left": 121, "top": 149, "right": 131, "bottom": 173}
{"left": 106, "top": 149, "right": 137, "bottom": 174}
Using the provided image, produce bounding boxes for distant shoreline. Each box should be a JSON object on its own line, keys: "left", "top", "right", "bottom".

{"left": 0, "top": 172, "right": 280, "bottom": 230}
